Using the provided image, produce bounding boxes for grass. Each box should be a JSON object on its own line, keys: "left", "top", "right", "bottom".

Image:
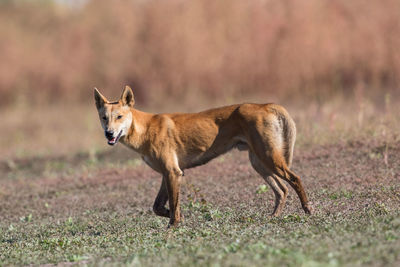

{"left": 1, "top": 98, "right": 399, "bottom": 266}
{"left": 1, "top": 132, "right": 400, "bottom": 266}
{"left": 1, "top": 1, "right": 400, "bottom": 264}
{"left": 2, "top": 205, "right": 399, "bottom": 266}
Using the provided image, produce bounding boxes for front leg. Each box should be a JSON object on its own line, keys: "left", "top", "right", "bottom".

{"left": 153, "top": 177, "right": 169, "bottom": 218}
{"left": 163, "top": 167, "right": 184, "bottom": 227}
{"left": 146, "top": 150, "right": 184, "bottom": 227}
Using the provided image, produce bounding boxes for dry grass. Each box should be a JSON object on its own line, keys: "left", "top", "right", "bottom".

{"left": 1, "top": 92, "right": 398, "bottom": 163}
{"left": 0, "top": 103, "right": 104, "bottom": 161}
{"left": 0, "top": 0, "right": 399, "bottom": 106}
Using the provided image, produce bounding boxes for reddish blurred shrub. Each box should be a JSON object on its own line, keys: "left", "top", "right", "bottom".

{"left": 0, "top": 0, "right": 399, "bottom": 106}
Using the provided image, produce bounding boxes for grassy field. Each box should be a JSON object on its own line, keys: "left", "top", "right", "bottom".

{"left": 1, "top": 101, "right": 400, "bottom": 266}
{"left": 1, "top": 1, "right": 400, "bottom": 265}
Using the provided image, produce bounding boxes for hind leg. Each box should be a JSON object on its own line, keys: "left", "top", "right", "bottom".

{"left": 249, "top": 152, "right": 286, "bottom": 217}
{"left": 272, "top": 174, "right": 288, "bottom": 212}
{"left": 248, "top": 134, "right": 312, "bottom": 215}
{"left": 267, "top": 151, "right": 312, "bottom": 214}
{"left": 276, "top": 167, "right": 312, "bottom": 214}
{"left": 264, "top": 151, "right": 311, "bottom": 214}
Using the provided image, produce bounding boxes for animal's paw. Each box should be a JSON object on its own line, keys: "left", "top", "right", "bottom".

{"left": 167, "top": 221, "right": 181, "bottom": 229}
{"left": 167, "top": 216, "right": 183, "bottom": 229}
{"left": 303, "top": 202, "right": 313, "bottom": 215}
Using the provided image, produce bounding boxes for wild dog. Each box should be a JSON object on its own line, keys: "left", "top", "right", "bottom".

{"left": 94, "top": 86, "right": 312, "bottom": 227}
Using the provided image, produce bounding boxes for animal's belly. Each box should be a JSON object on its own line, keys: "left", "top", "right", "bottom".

{"left": 180, "top": 138, "right": 248, "bottom": 169}
{"left": 180, "top": 152, "right": 219, "bottom": 169}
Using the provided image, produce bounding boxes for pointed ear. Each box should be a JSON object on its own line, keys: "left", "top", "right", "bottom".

{"left": 94, "top": 87, "right": 108, "bottom": 109}
{"left": 120, "top": 85, "right": 135, "bottom": 107}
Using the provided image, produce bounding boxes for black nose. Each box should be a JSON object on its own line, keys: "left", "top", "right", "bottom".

{"left": 105, "top": 131, "right": 114, "bottom": 139}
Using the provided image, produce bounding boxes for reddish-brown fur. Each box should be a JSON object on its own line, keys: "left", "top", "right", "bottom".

{"left": 95, "top": 86, "right": 312, "bottom": 227}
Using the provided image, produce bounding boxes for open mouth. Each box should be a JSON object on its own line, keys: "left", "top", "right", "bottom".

{"left": 107, "top": 130, "right": 123, "bottom": 146}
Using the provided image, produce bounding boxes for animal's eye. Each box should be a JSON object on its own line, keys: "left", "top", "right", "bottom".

{"left": 102, "top": 116, "right": 107, "bottom": 120}
{"left": 117, "top": 115, "right": 122, "bottom": 119}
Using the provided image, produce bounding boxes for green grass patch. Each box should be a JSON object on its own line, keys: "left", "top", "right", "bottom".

{"left": 1, "top": 204, "right": 399, "bottom": 266}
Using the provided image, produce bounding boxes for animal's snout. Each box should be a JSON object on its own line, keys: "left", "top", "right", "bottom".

{"left": 105, "top": 130, "right": 114, "bottom": 139}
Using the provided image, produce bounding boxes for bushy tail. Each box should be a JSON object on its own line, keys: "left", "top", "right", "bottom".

{"left": 281, "top": 110, "right": 296, "bottom": 168}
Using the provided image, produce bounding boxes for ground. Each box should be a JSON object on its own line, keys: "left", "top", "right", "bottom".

{"left": 1, "top": 134, "right": 399, "bottom": 266}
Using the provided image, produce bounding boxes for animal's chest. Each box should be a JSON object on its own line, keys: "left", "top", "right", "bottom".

{"left": 142, "top": 155, "right": 161, "bottom": 172}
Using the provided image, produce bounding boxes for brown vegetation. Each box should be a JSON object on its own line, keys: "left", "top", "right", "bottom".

{"left": 0, "top": 0, "right": 399, "bottom": 107}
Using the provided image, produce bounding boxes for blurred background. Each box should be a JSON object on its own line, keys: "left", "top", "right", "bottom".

{"left": 0, "top": 0, "right": 399, "bottom": 162}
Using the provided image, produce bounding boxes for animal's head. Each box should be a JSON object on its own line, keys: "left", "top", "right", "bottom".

{"left": 94, "top": 85, "right": 134, "bottom": 146}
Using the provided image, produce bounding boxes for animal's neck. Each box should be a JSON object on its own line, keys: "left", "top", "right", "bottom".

{"left": 123, "top": 108, "right": 153, "bottom": 152}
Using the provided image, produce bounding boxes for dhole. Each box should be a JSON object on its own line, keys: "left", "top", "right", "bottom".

{"left": 94, "top": 86, "right": 312, "bottom": 227}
